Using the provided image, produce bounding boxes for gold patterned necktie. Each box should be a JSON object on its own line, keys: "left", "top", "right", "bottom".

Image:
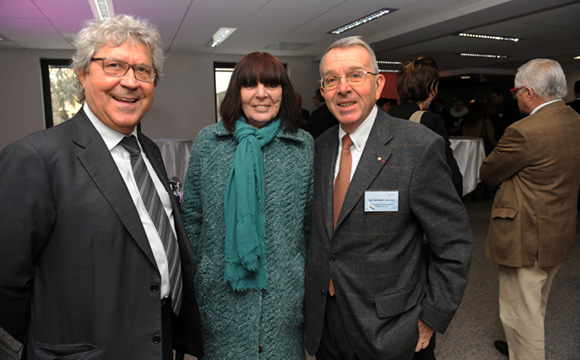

{"left": 329, "top": 134, "right": 353, "bottom": 296}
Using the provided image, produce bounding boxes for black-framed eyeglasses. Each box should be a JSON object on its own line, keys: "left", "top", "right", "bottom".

{"left": 510, "top": 86, "right": 525, "bottom": 95}
{"left": 319, "top": 69, "right": 378, "bottom": 90}
{"left": 90, "top": 57, "right": 157, "bottom": 82}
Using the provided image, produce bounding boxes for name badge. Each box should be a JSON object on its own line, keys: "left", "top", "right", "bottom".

{"left": 365, "top": 191, "right": 398, "bottom": 212}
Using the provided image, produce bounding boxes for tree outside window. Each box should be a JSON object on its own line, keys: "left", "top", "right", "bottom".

{"left": 41, "top": 59, "right": 82, "bottom": 128}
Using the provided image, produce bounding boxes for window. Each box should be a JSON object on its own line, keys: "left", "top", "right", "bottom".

{"left": 41, "top": 59, "right": 82, "bottom": 128}
{"left": 214, "top": 62, "right": 236, "bottom": 122}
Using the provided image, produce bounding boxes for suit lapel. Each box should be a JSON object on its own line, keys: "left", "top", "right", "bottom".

{"left": 73, "top": 111, "right": 157, "bottom": 267}
{"left": 334, "top": 112, "right": 394, "bottom": 230}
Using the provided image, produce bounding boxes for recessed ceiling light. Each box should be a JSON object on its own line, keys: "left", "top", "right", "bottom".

{"left": 458, "top": 32, "right": 519, "bottom": 42}
{"left": 461, "top": 76, "right": 471, "bottom": 79}
{"left": 211, "top": 27, "right": 236, "bottom": 48}
{"left": 89, "top": 0, "right": 115, "bottom": 20}
{"left": 574, "top": 56, "right": 580, "bottom": 60}
{"left": 330, "top": 8, "right": 396, "bottom": 35}
{"left": 377, "top": 60, "right": 402, "bottom": 65}
{"left": 460, "top": 53, "right": 507, "bottom": 59}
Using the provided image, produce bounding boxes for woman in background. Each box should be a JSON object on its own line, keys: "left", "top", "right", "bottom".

{"left": 181, "top": 52, "right": 314, "bottom": 359}
{"left": 463, "top": 99, "right": 497, "bottom": 154}
{"left": 390, "top": 55, "right": 463, "bottom": 197}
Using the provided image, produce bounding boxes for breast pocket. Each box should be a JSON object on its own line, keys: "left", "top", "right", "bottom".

{"left": 34, "top": 343, "right": 100, "bottom": 360}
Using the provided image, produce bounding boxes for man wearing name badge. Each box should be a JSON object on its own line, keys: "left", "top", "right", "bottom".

{"left": 304, "top": 36, "right": 472, "bottom": 360}
{"left": 0, "top": 15, "right": 202, "bottom": 359}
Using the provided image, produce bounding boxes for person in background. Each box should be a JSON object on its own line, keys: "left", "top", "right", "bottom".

{"left": 305, "top": 88, "right": 339, "bottom": 139}
{"left": 0, "top": 15, "right": 203, "bottom": 360}
{"left": 463, "top": 99, "right": 497, "bottom": 154}
{"left": 490, "top": 87, "right": 520, "bottom": 141}
{"left": 377, "top": 97, "right": 398, "bottom": 113}
{"left": 181, "top": 51, "right": 314, "bottom": 360}
{"left": 481, "top": 59, "right": 580, "bottom": 360}
{"left": 566, "top": 79, "right": 580, "bottom": 114}
{"left": 566, "top": 80, "right": 580, "bottom": 210}
{"left": 391, "top": 55, "right": 463, "bottom": 198}
{"left": 463, "top": 99, "right": 497, "bottom": 200}
{"left": 296, "top": 92, "right": 311, "bottom": 125}
{"left": 304, "top": 36, "right": 472, "bottom": 360}
{"left": 430, "top": 97, "right": 452, "bottom": 125}
{"left": 448, "top": 98, "right": 468, "bottom": 136}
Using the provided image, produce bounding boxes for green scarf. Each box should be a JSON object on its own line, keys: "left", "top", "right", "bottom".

{"left": 224, "top": 117, "right": 281, "bottom": 291}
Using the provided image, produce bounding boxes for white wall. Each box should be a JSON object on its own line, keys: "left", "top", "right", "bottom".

{"left": 0, "top": 49, "right": 320, "bottom": 149}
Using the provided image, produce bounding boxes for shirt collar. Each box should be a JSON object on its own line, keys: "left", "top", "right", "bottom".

{"left": 83, "top": 103, "right": 138, "bottom": 150}
{"left": 338, "top": 105, "right": 378, "bottom": 151}
{"left": 530, "top": 99, "right": 560, "bottom": 115}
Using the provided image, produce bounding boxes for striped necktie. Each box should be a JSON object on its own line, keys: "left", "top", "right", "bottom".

{"left": 120, "top": 135, "right": 183, "bottom": 313}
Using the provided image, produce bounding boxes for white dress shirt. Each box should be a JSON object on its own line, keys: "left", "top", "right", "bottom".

{"left": 334, "top": 105, "right": 378, "bottom": 182}
{"left": 84, "top": 104, "right": 174, "bottom": 300}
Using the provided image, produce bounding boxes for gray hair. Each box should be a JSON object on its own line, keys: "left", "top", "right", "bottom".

{"left": 71, "top": 14, "right": 165, "bottom": 102}
{"left": 319, "top": 36, "right": 379, "bottom": 77}
{"left": 515, "top": 58, "right": 568, "bottom": 101}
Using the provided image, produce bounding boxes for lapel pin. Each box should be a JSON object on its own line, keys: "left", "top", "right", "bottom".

{"left": 378, "top": 157, "right": 386, "bottom": 163}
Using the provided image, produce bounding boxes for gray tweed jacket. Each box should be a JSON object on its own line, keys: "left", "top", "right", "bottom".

{"left": 304, "top": 109, "right": 472, "bottom": 359}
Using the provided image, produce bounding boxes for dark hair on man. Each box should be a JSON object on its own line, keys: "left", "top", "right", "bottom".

{"left": 490, "top": 87, "right": 504, "bottom": 97}
{"left": 397, "top": 55, "right": 440, "bottom": 102}
{"left": 220, "top": 52, "right": 301, "bottom": 133}
{"left": 314, "top": 88, "right": 325, "bottom": 103}
{"left": 377, "top": 98, "right": 390, "bottom": 107}
{"left": 574, "top": 80, "right": 580, "bottom": 94}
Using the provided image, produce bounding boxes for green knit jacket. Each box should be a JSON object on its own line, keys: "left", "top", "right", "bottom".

{"left": 181, "top": 122, "right": 314, "bottom": 360}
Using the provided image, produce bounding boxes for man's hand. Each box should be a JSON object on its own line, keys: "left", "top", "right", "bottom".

{"left": 415, "top": 318, "right": 435, "bottom": 352}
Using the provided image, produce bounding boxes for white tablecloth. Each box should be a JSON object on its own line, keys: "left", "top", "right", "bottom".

{"left": 449, "top": 136, "right": 486, "bottom": 196}
{"left": 154, "top": 138, "right": 193, "bottom": 183}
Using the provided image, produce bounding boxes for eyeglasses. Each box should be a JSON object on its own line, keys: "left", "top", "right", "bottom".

{"left": 510, "top": 86, "right": 525, "bottom": 95}
{"left": 90, "top": 57, "right": 157, "bottom": 82}
{"left": 319, "top": 69, "right": 378, "bottom": 90}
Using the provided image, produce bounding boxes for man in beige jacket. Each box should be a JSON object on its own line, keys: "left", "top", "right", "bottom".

{"left": 481, "top": 58, "right": 580, "bottom": 360}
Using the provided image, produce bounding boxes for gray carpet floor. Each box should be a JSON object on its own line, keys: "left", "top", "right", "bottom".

{"left": 2, "top": 197, "right": 579, "bottom": 360}
{"left": 436, "top": 197, "right": 580, "bottom": 360}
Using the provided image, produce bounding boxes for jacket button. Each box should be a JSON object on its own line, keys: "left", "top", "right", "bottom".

{"left": 258, "top": 345, "right": 264, "bottom": 354}
{"left": 320, "top": 288, "right": 326, "bottom": 295}
{"left": 329, "top": 255, "right": 336, "bottom": 262}
{"left": 150, "top": 284, "right": 159, "bottom": 292}
{"left": 152, "top": 335, "right": 161, "bottom": 344}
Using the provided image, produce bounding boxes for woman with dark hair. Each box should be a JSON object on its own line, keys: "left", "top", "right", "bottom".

{"left": 181, "top": 52, "right": 314, "bottom": 359}
{"left": 391, "top": 55, "right": 463, "bottom": 197}
{"left": 390, "top": 55, "right": 463, "bottom": 360}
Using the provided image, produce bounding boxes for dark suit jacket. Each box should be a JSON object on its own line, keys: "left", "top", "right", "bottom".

{"left": 481, "top": 100, "right": 580, "bottom": 268}
{"left": 0, "top": 110, "right": 203, "bottom": 359}
{"left": 390, "top": 102, "right": 463, "bottom": 196}
{"left": 567, "top": 99, "right": 580, "bottom": 114}
{"left": 304, "top": 109, "right": 472, "bottom": 359}
{"left": 305, "top": 103, "right": 339, "bottom": 139}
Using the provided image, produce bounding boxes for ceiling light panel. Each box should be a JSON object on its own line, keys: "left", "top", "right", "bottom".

{"left": 211, "top": 27, "right": 236, "bottom": 48}
{"left": 377, "top": 60, "right": 402, "bottom": 65}
{"left": 89, "top": 0, "right": 115, "bottom": 20}
{"left": 330, "top": 8, "right": 396, "bottom": 35}
{"left": 458, "top": 32, "right": 519, "bottom": 42}
{"left": 460, "top": 53, "right": 507, "bottom": 59}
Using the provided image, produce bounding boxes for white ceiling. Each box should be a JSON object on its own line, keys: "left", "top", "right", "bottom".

{"left": 1, "top": 0, "right": 579, "bottom": 80}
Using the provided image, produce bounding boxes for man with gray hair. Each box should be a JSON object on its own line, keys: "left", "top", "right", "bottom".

{"left": 0, "top": 15, "right": 203, "bottom": 359}
{"left": 481, "top": 59, "right": 580, "bottom": 360}
{"left": 304, "top": 36, "right": 472, "bottom": 360}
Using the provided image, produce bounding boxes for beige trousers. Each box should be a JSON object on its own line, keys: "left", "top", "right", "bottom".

{"left": 498, "top": 262, "right": 562, "bottom": 360}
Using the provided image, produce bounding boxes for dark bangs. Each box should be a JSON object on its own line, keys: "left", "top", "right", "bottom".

{"left": 220, "top": 52, "right": 302, "bottom": 133}
{"left": 240, "top": 53, "right": 284, "bottom": 88}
